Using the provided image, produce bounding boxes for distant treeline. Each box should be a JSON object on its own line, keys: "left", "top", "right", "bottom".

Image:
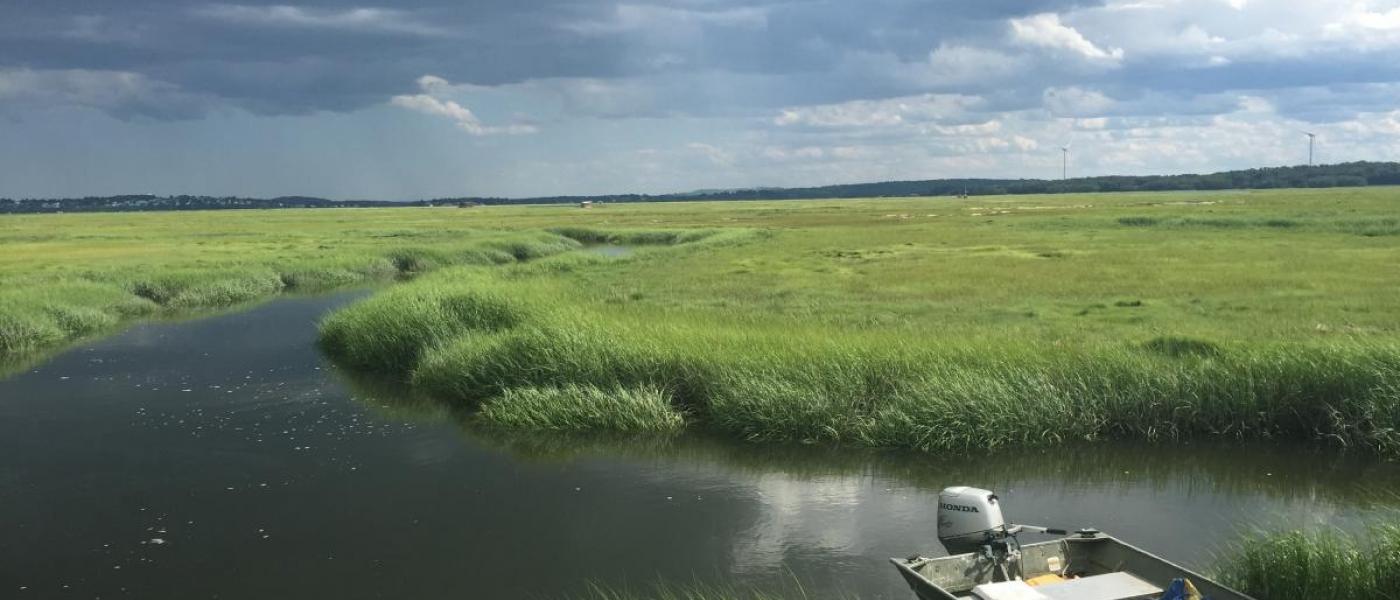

{"left": 4, "top": 162, "right": 1398, "bottom": 214}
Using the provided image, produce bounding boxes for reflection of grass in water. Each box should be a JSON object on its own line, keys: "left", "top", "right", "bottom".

{"left": 343, "top": 364, "right": 1400, "bottom": 600}
{"left": 1216, "top": 524, "right": 1400, "bottom": 600}
{"left": 348, "top": 363, "right": 1400, "bottom": 511}
{"left": 333, "top": 365, "right": 466, "bottom": 425}
{"left": 572, "top": 574, "right": 838, "bottom": 600}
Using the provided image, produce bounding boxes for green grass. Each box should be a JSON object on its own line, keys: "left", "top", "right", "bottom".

{"left": 1216, "top": 526, "right": 1400, "bottom": 600}
{"left": 477, "top": 384, "right": 686, "bottom": 433}
{"left": 323, "top": 267, "right": 1400, "bottom": 451}
{"left": 7, "top": 188, "right": 1400, "bottom": 451}
{"left": 0, "top": 211, "right": 591, "bottom": 366}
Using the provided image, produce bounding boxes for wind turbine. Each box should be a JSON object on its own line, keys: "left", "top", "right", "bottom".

{"left": 1060, "top": 141, "right": 1072, "bottom": 180}
{"left": 1303, "top": 131, "right": 1316, "bottom": 167}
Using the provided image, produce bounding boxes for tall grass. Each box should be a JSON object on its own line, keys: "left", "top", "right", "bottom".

{"left": 0, "top": 230, "right": 586, "bottom": 365}
{"left": 1217, "top": 526, "right": 1400, "bottom": 600}
{"left": 0, "top": 218, "right": 756, "bottom": 367}
{"left": 478, "top": 384, "right": 685, "bottom": 433}
{"left": 319, "top": 267, "right": 1400, "bottom": 454}
{"left": 1118, "top": 215, "right": 1400, "bottom": 236}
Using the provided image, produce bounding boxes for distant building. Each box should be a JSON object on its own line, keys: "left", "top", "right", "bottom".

{"left": 580, "top": 200, "right": 593, "bottom": 209}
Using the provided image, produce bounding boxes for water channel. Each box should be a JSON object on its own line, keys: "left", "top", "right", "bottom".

{"left": 2, "top": 291, "right": 1396, "bottom": 599}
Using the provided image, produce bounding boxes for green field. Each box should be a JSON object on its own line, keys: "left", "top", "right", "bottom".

{"left": 5, "top": 188, "right": 1400, "bottom": 452}
{"left": 6, "top": 188, "right": 1400, "bottom": 600}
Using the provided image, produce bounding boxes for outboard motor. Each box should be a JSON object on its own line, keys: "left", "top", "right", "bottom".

{"left": 937, "top": 486, "right": 1009, "bottom": 555}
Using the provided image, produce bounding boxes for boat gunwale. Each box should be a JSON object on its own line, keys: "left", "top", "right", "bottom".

{"left": 890, "top": 533, "right": 1258, "bottom": 600}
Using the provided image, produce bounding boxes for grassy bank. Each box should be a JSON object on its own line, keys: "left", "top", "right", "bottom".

{"left": 1217, "top": 526, "right": 1400, "bottom": 600}
{"left": 315, "top": 188, "right": 1400, "bottom": 453}
{"left": 320, "top": 262, "right": 1400, "bottom": 453}
{"left": 0, "top": 209, "right": 590, "bottom": 365}
{"left": 8, "top": 188, "right": 1400, "bottom": 451}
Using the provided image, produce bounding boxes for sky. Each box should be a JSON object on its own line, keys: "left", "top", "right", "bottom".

{"left": 2, "top": 0, "right": 1400, "bottom": 199}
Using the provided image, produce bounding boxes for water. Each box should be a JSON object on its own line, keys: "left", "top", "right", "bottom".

{"left": 2, "top": 292, "right": 1398, "bottom": 599}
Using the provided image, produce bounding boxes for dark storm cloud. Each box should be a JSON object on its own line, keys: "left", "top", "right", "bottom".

{"left": 0, "top": 0, "right": 1100, "bottom": 119}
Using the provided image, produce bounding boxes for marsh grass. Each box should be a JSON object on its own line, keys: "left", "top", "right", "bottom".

{"left": 318, "top": 280, "right": 535, "bottom": 373}
{"left": 0, "top": 227, "right": 589, "bottom": 365}
{"left": 1143, "top": 336, "right": 1221, "bottom": 358}
{"left": 10, "top": 190, "right": 1400, "bottom": 455}
{"left": 478, "top": 384, "right": 686, "bottom": 433}
{"left": 319, "top": 263, "right": 1400, "bottom": 454}
{"left": 1118, "top": 214, "right": 1400, "bottom": 236}
{"left": 1217, "top": 526, "right": 1400, "bottom": 600}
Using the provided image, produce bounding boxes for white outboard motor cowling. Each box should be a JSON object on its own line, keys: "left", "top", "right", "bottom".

{"left": 937, "top": 486, "right": 1007, "bottom": 555}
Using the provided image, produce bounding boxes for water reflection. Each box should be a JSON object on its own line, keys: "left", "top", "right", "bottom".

{"left": 349, "top": 367, "right": 1400, "bottom": 585}
{"left": 350, "top": 370, "right": 1400, "bottom": 515}
{"left": 1, "top": 291, "right": 1396, "bottom": 600}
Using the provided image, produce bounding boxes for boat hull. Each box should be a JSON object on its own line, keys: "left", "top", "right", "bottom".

{"left": 891, "top": 532, "right": 1255, "bottom": 600}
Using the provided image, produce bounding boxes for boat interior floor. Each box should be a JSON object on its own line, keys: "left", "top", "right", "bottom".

{"left": 966, "top": 572, "right": 1163, "bottom": 600}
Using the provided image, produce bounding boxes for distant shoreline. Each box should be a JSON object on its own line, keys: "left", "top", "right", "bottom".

{"left": 3, "top": 161, "right": 1397, "bottom": 214}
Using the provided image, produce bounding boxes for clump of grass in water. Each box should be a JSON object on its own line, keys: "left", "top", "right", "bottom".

{"left": 129, "top": 268, "right": 286, "bottom": 307}
{"left": 1216, "top": 526, "right": 1400, "bottom": 600}
{"left": 477, "top": 384, "right": 685, "bottom": 433}
{"left": 318, "top": 277, "right": 536, "bottom": 373}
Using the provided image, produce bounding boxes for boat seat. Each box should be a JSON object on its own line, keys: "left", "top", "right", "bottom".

{"left": 970, "top": 580, "right": 1051, "bottom": 600}
{"left": 1033, "top": 572, "right": 1163, "bottom": 600}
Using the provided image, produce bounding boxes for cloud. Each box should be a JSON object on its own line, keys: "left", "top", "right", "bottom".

{"left": 389, "top": 75, "right": 537, "bottom": 135}
{"left": 774, "top": 94, "right": 984, "bottom": 128}
{"left": 61, "top": 15, "right": 146, "bottom": 43}
{"left": 0, "top": 68, "right": 209, "bottom": 119}
{"left": 563, "top": 4, "right": 769, "bottom": 36}
{"left": 7, "top": 0, "right": 1400, "bottom": 198}
{"left": 686, "top": 142, "right": 737, "bottom": 166}
{"left": 194, "top": 4, "right": 447, "bottom": 37}
{"left": 1010, "top": 13, "right": 1125, "bottom": 62}
{"left": 1043, "top": 86, "right": 1117, "bottom": 117}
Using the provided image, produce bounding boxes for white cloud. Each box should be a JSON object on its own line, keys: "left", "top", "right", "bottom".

{"left": 564, "top": 4, "right": 768, "bottom": 36}
{"left": 774, "top": 93, "right": 983, "bottom": 128}
{"left": 195, "top": 4, "right": 446, "bottom": 36}
{"left": 1064, "top": 0, "right": 1400, "bottom": 64}
{"left": 1009, "top": 13, "right": 1125, "bottom": 62}
{"left": 390, "top": 75, "right": 537, "bottom": 136}
{"left": 1043, "top": 87, "right": 1117, "bottom": 117}
{"left": 877, "top": 44, "right": 1028, "bottom": 88}
{"left": 687, "top": 142, "right": 737, "bottom": 166}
